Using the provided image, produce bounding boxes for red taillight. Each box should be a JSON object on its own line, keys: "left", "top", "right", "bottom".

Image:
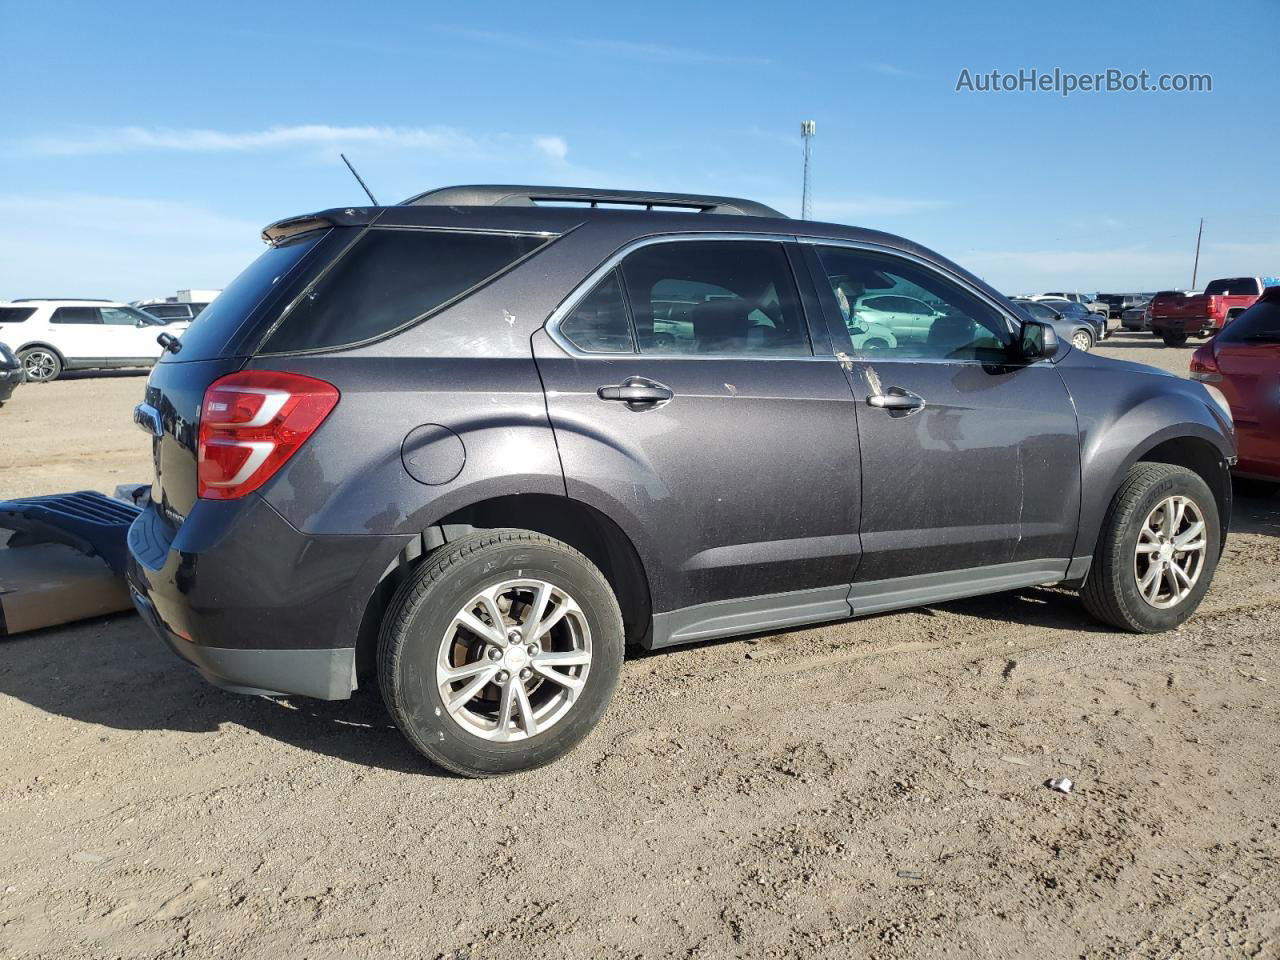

{"left": 1189, "top": 343, "right": 1221, "bottom": 383}
{"left": 197, "top": 370, "right": 339, "bottom": 500}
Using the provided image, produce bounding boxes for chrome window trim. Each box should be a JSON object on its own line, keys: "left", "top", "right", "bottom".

{"left": 544, "top": 232, "right": 1026, "bottom": 363}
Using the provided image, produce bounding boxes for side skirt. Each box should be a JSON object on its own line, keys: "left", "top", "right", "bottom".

{"left": 645, "top": 558, "right": 1079, "bottom": 650}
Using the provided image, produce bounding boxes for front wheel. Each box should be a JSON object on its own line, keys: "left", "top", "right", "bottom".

{"left": 1160, "top": 331, "right": 1188, "bottom": 348}
{"left": 378, "top": 529, "right": 624, "bottom": 776}
{"left": 18, "top": 348, "right": 62, "bottom": 382}
{"left": 1070, "top": 329, "right": 1093, "bottom": 352}
{"left": 1080, "top": 463, "right": 1219, "bottom": 632}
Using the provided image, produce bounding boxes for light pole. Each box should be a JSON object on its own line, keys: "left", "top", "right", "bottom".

{"left": 800, "top": 120, "right": 816, "bottom": 220}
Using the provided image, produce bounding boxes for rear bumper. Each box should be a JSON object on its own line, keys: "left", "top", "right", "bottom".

{"left": 131, "top": 586, "right": 355, "bottom": 698}
{"left": 1152, "top": 316, "right": 1214, "bottom": 336}
{"left": 126, "top": 493, "right": 411, "bottom": 700}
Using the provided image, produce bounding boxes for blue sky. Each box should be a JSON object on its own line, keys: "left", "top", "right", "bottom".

{"left": 1, "top": 0, "right": 1276, "bottom": 300}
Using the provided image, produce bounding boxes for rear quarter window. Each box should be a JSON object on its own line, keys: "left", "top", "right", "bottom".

{"left": 259, "top": 228, "right": 550, "bottom": 354}
{"left": 1217, "top": 295, "right": 1280, "bottom": 344}
{"left": 0, "top": 307, "right": 36, "bottom": 323}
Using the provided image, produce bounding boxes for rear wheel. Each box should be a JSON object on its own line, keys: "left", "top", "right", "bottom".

{"left": 18, "top": 348, "right": 61, "bottom": 382}
{"left": 378, "top": 529, "right": 624, "bottom": 777}
{"left": 1081, "top": 463, "right": 1219, "bottom": 632}
{"left": 1160, "top": 331, "right": 1188, "bottom": 348}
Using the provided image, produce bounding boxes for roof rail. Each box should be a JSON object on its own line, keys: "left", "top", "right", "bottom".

{"left": 10, "top": 298, "right": 113, "bottom": 303}
{"left": 400, "top": 184, "right": 787, "bottom": 219}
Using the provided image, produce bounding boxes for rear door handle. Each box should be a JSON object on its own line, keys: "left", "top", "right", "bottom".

{"left": 597, "top": 378, "right": 674, "bottom": 407}
{"left": 867, "top": 387, "right": 925, "bottom": 411}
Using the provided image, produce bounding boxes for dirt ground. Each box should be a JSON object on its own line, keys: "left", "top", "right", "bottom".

{"left": 2, "top": 333, "right": 1279, "bottom": 959}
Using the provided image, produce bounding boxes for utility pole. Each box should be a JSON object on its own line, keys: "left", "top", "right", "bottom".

{"left": 800, "top": 121, "right": 816, "bottom": 220}
{"left": 1191, "top": 217, "right": 1204, "bottom": 290}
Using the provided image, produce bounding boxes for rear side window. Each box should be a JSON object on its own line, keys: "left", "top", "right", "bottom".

{"left": 1217, "top": 294, "right": 1280, "bottom": 344}
{"left": 145, "top": 304, "right": 192, "bottom": 320}
{"left": 1204, "top": 278, "right": 1260, "bottom": 296}
{"left": 0, "top": 307, "right": 36, "bottom": 323}
{"left": 261, "top": 229, "right": 549, "bottom": 354}
{"left": 51, "top": 307, "right": 102, "bottom": 324}
{"left": 622, "top": 240, "right": 811, "bottom": 356}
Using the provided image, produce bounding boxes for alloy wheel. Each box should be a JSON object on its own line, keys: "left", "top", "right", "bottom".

{"left": 1071, "top": 331, "right": 1092, "bottom": 351}
{"left": 1133, "top": 495, "right": 1207, "bottom": 609}
{"left": 435, "top": 578, "right": 592, "bottom": 742}
{"left": 22, "top": 350, "right": 57, "bottom": 381}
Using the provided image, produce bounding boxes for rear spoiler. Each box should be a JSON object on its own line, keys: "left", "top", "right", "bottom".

{"left": 260, "top": 207, "right": 379, "bottom": 245}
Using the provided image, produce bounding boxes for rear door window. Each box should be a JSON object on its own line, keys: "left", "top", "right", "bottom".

{"left": 50, "top": 307, "right": 102, "bottom": 324}
{"left": 260, "top": 228, "right": 550, "bottom": 354}
{"left": 620, "top": 240, "right": 811, "bottom": 357}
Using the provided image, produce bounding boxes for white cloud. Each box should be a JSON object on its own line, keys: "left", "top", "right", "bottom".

{"left": 17, "top": 124, "right": 566, "bottom": 161}
{"left": 863, "top": 62, "right": 914, "bottom": 78}
{"left": 534, "top": 135, "right": 569, "bottom": 162}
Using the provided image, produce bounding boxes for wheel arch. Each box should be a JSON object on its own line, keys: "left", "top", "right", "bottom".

{"left": 15, "top": 341, "right": 66, "bottom": 361}
{"left": 1134, "top": 434, "right": 1231, "bottom": 546}
{"left": 353, "top": 493, "right": 653, "bottom": 678}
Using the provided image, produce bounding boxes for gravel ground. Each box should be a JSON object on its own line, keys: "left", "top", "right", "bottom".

{"left": 2, "top": 332, "right": 1278, "bottom": 959}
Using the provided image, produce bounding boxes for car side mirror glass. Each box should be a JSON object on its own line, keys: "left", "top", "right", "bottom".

{"left": 1018, "top": 320, "right": 1057, "bottom": 360}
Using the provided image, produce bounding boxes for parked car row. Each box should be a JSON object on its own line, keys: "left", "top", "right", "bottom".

{"left": 0, "top": 298, "right": 191, "bottom": 382}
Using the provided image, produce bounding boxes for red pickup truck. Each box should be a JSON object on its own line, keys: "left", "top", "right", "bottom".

{"left": 1151, "top": 276, "right": 1278, "bottom": 346}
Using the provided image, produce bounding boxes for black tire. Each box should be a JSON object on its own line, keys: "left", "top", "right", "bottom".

{"left": 378, "top": 529, "right": 624, "bottom": 777}
{"left": 18, "top": 347, "right": 62, "bottom": 382}
{"left": 863, "top": 338, "right": 890, "bottom": 350}
{"left": 1233, "top": 476, "right": 1279, "bottom": 498}
{"left": 1080, "top": 463, "right": 1220, "bottom": 632}
{"left": 1160, "top": 331, "right": 1188, "bottom": 348}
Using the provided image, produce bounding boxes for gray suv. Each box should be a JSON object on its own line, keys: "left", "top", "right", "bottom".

{"left": 127, "top": 185, "right": 1236, "bottom": 776}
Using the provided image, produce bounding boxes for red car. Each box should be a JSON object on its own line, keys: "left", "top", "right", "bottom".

{"left": 1191, "top": 286, "right": 1280, "bottom": 493}
{"left": 1152, "top": 276, "right": 1274, "bottom": 347}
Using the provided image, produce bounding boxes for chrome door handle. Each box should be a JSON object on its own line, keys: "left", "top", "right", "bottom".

{"left": 867, "top": 387, "right": 925, "bottom": 411}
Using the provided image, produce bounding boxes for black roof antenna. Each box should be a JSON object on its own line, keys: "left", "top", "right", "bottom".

{"left": 340, "top": 153, "right": 379, "bottom": 206}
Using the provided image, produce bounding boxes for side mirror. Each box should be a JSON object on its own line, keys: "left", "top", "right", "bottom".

{"left": 1018, "top": 320, "right": 1058, "bottom": 360}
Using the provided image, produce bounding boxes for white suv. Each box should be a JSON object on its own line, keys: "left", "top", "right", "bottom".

{"left": 0, "top": 299, "right": 181, "bottom": 382}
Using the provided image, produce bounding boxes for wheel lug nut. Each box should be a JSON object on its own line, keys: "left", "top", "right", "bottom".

{"left": 520, "top": 668, "right": 532, "bottom": 681}
{"left": 496, "top": 670, "right": 509, "bottom": 683}
{"left": 487, "top": 647, "right": 503, "bottom": 661}
{"left": 526, "top": 643, "right": 539, "bottom": 657}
